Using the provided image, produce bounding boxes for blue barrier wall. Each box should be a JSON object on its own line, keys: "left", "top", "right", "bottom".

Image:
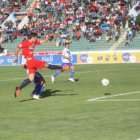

{"left": 34, "top": 54, "right": 77, "bottom": 64}
{"left": 0, "top": 54, "right": 77, "bottom": 66}
{"left": 0, "top": 56, "right": 22, "bottom": 66}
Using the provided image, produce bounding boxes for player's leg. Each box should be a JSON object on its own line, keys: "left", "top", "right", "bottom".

{"left": 51, "top": 71, "right": 61, "bottom": 83}
{"left": 15, "top": 69, "right": 35, "bottom": 97}
{"left": 44, "top": 63, "right": 63, "bottom": 69}
{"left": 51, "top": 64, "right": 69, "bottom": 83}
{"left": 31, "top": 59, "right": 63, "bottom": 70}
{"left": 36, "top": 81, "right": 46, "bottom": 96}
{"left": 31, "top": 82, "right": 42, "bottom": 100}
{"left": 32, "top": 81, "right": 46, "bottom": 100}
{"left": 15, "top": 79, "right": 32, "bottom": 97}
{"left": 31, "top": 74, "right": 41, "bottom": 96}
{"left": 31, "top": 72, "right": 46, "bottom": 100}
{"left": 28, "top": 73, "right": 36, "bottom": 82}
{"left": 69, "top": 65, "right": 75, "bottom": 82}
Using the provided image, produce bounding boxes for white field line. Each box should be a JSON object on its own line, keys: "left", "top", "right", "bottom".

{"left": 0, "top": 67, "right": 140, "bottom": 82}
{"left": 87, "top": 91, "right": 140, "bottom": 101}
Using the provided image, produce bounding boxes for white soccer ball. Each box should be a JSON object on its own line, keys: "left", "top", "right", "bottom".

{"left": 101, "top": 78, "right": 109, "bottom": 86}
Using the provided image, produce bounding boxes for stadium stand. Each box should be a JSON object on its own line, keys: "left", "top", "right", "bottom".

{"left": 0, "top": 0, "right": 140, "bottom": 53}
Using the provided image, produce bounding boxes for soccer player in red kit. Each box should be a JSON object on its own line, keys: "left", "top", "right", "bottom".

{"left": 14, "top": 33, "right": 64, "bottom": 98}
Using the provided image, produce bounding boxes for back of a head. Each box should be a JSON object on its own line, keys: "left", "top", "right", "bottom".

{"left": 28, "top": 33, "right": 37, "bottom": 39}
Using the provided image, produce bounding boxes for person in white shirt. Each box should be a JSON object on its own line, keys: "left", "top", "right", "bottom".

{"left": 52, "top": 43, "right": 76, "bottom": 82}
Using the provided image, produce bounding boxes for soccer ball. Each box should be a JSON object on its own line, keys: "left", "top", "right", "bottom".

{"left": 101, "top": 78, "right": 109, "bottom": 86}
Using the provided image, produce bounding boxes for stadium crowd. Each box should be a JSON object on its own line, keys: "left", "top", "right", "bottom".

{"left": 0, "top": 0, "right": 140, "bottom": 52}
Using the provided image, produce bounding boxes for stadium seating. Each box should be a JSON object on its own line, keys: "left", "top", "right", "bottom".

{"left": 1, "top": 0, "right": 140, "bottom": 53}
{"left": 3, "top": 29, "right": 140, "bottom": 53}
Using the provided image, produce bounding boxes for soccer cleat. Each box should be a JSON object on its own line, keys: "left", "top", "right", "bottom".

{"left": 32, "top": 95, "right": 40, "bottom": 100}
{"left": 63, "top": 65, "right": 69, "bottom": 71}
{"left": 15, "top": 87, "right": 20, "bottom": 97}
{"left": 60, "top": 65, "right": 69, "bottom": 72}
{"left": 69, "top": 78, "right": 75, "bottom": 82}
{"left": 51, "top": 75, "right": 55, "bottom": 83}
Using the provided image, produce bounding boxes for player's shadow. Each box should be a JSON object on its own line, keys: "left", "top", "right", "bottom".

{"left": 40, "top": 89, "right": 77, "bottom": 98}
{"left": 19, "top": 89, "right": 60, "bottom": 102}
{"left": 40, "top": 89, "right": 61, "bottom": 98}
{"left": 104, "top": 93, "right": 111, "bottom": 95}
{"left": 19, "top": 98, "right": 34, "bottom": 102}
{"left": 74, "top": 79, "right": 79, "bottom": 82}
{"left": 19, "top": 89, "right": 77, "bottom": 102}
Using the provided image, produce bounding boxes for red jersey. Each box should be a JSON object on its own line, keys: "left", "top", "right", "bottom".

{"left": 17, "top": 39, "right": 40, "bottom": 58}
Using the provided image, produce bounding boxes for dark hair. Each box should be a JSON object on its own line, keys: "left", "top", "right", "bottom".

{"left": 28, "top": 33, "right": 37, "bottom": 39}
{"left": 65, "top": 43, "right": 70, "bottom": 46}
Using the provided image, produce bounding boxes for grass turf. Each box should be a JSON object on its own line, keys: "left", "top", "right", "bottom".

{"left": 0, "top": 64, "right": 140, "bottom": 140}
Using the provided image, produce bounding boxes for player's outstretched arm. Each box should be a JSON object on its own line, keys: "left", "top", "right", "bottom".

{"left": 40, "top": 34, "right": 54, "bottom": 44}
{"left": 14, "top": 47, "right": 19, "bottom": 63}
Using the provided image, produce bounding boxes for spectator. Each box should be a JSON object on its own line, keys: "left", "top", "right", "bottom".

{"left": 0, "top": 0, "right": 138, "bottom": 49}
{"left": 122, "top": 15, "right": 127, "bottom": 28}
{"left": 115, "top": 30, "right": 120, "bottom": 41}
{"left": 125, "top": 29, "right": 133, "bottom": 46}
{"left": 0, "top": 42, "right": 7, "bottom": 55}
{"left": 76, "top": 31, "right": 81, "bottom": 40}
{"left": 0, "top": 43, "right": 4, "bottom": 53}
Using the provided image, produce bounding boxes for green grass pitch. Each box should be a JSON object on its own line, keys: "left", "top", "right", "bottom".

{"left": 0, "top": 64, "right": 140, "bottom": 140}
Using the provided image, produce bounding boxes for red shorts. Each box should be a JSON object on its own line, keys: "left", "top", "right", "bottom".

{"left": 27, "top": 59, "right": 45, "bottom": 75}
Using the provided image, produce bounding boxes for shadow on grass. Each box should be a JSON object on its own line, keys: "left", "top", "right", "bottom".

{"left": 74, "top": 79, "right": 79, "bottom": 82}
{"left": 40, "top": 89, "right": 77, "bottom": 98}
{"left": 104, "top": 93, "right": 111, "bottom": 95}
{"left": 19, "top": 89, "right": 77, "bottom": 102}
{"left": 19, "top": 98, "right": 34, "bottom": 102}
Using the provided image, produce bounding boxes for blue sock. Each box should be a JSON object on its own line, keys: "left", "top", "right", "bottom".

{"left": 70, "top": 70, "right": 75, "bottom": 78}
{"left": 48, "top": 64, "right": 62, "bottom": 69}
{"left": 53, "top": 71, "right": 60, "bottom": 78}
{"left": 32, "top": 82, "right": 41, "bottom": 95}
{"left": 19, "top": 79, "right": 31, "bottom": 90}
{"left": 36, "top": 84, "right": 45, "bottom": 95}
